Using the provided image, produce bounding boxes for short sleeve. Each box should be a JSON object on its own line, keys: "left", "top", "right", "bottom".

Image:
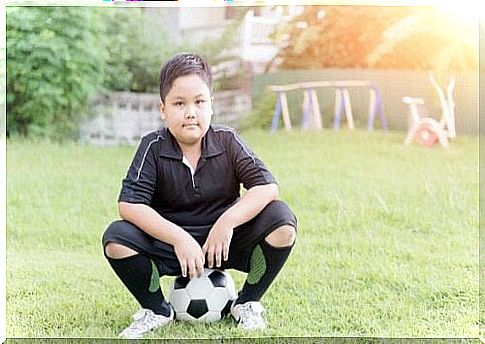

{"left": 118, "top": 135, "right": 160, "bottom": 205}
{"left": 227, "top": 131, "right": 276, "bottom": 190}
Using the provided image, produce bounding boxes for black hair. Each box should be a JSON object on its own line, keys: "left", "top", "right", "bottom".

{"left": 158, "top": 52, "right": 213, "bottom": 103}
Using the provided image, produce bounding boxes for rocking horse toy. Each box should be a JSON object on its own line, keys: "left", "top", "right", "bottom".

{"left": 403, "top": 74, "right": 456, "bottom": 148}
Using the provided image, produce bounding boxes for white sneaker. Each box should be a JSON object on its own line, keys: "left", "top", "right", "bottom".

{"left": 119, "top": 307, "right": 174, "bottom": 339}
{"left": 230, "top": 301, "right": 266, "bottom": 330}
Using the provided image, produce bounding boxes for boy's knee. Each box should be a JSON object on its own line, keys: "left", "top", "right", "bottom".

{"left": 102, "top": 220, "right": 139, "bottom": 259}
{"left": 265, "top": 225, "right": 296, "bottom": 248}
{"left": 104, "top": 242, "right": 138, "bottom": 259}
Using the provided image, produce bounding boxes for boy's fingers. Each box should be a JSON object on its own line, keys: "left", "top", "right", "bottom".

{"left": 215, "top": 246, "right": 222, "bottom": 267}
{"left": 180, "top": 261, "right": 187, "bottom": 277}
{"left": 207, "top": 250, "right": 214, "bottom": 268}
{"left": 196, "top": 258, "right": 204, "bottom": 277}
{"left": 188, "top": 260, "right": 196, "bottom": 279}
{"left": 223, "top": 242, "right": 229, "bottom": 261}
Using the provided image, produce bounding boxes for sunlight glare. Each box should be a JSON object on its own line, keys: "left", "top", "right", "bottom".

{"left": 436, "top": 0, "right": 485, "bottom": 20}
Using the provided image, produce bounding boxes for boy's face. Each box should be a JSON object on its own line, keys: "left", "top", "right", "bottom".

{"left": 160, "top": 74, "right": 213, "bottom": 149}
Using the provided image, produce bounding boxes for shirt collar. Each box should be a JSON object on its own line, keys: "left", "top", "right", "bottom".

{"left": 158, "top": 126, "right": 225, "bottom": 160}
{"left": 202, "top": 126, "right": 225, "bottom": 158}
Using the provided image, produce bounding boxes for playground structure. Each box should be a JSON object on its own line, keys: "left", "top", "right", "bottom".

{"left": 268, "top": 80, "right": 388, "bottom": 132}
{"left": 402, "top": 74, "right": 456, "bottom": 148}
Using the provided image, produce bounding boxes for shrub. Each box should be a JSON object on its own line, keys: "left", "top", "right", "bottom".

{"left": 7, "top": 7, "right": 105, "bottom": 139}
{"left": 239, "top": 91, "right": 277, "bottom": 131}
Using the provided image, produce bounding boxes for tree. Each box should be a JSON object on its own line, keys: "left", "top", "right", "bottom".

{"left": 366, "top": 7, "right": 478, "bottom": 72}
{"left": 6, "top": 7, "right": 179, "bottom": 138}
{"left": 273, "top": 6, "right": 477, "bottom": 71}
{"left": 100, "top": 7, "right": 248, "bottom": 93}
{"left": 274, "top": 6, "right": 415, "bottom": 69}
{"left": 7, "top": 7, "right": 105, "bottom": 138}
{"left": 99, "top": 7, "right": 178, "bottom": 93}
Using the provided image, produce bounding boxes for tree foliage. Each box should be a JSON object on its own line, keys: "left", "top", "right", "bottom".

{"left": 100, "top": 8, "right": 178, "bottom": 93}
{"left": 190, "top": 7, "right": 247, "bottom": 64}
{"left": 275, "top": 6, "right": 414, "bottom": 69}
{"left": 275, "top": 6, "right": 477, "bottom": 72}
{"left": 6, "top": 7, "right": 178, "bottom": 139}
{"left": 7, "top": 7, "right": 105, "bottom": 138}
{"left": 366, "top": 8, "right": 478, "bottom": 72}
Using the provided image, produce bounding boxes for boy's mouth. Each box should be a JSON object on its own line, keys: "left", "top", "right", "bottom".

{"left": 183, "top": 123, "right": 198, "bottom": 128}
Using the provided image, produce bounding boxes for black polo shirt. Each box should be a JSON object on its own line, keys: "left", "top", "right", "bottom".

{"left": 118, "top": 125, "right": 276, "bottom": 227}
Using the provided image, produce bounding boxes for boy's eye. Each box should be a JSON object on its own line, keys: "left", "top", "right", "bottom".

{"left": 196, "top": 99, "right": 206, "bottom": 105}
{"left": 174, "top": 102, "right": 184, "bottom": 107}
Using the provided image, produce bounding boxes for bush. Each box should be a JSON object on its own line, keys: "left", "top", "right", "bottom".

{"left": 100, "top": 8, "right": 177, "bottom": 93}
{"left": 239, "top": 91, "right": 276, "bottom": 131}
{"left": 7, "top": 7, "right": 105, "bottom": 139}
{"left": 6, "top": 7, "right": 179, "bottom": 139}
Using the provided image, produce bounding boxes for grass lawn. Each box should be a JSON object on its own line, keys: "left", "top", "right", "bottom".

{"left": 6, "top": 129, "right": 479, "bottom": 338}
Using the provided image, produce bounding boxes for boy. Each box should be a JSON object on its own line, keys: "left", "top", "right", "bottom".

{"left": 102, "top": 52, "right": 297, "bottom": 339}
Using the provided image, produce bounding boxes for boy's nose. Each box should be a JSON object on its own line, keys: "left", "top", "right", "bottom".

{"left": 184, "top": 105, "right": 197, "bottom": 118}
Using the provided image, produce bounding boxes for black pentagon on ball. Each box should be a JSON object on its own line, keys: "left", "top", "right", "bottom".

{"left": 187, "top": 299, "right": 209, "bottom": 319}
{"left": 173, "top": 275, "right": 190, "bottom": 289}
{"left": 208, "top": 270, "right": 227, "bottom": 288}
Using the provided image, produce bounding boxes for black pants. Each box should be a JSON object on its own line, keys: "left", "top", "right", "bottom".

{"left": 102, "top": 200, "right": 297, "bottom": 276}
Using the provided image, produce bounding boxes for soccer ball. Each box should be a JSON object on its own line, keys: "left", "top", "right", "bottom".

{"left": 168, "top": 268, "right": 237, "bottom": 323}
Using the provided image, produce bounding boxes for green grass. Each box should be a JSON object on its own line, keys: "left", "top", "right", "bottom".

{"left": 6, "top": 129, "right": 479, "bottom": 338}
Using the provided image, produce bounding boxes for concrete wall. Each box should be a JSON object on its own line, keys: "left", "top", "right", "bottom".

{"left": 80, "top": 90, "right": 251, "bottom": 146}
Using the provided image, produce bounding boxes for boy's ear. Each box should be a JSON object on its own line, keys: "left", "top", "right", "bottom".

{"left": 209, "top": 96, "right": 214, "bottom": 117}
{"left": 159, "top": 100, "right": 166, "bottom": 120}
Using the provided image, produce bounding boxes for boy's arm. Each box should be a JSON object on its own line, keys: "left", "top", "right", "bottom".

{"left": 216, "top": 183, "right": 278, "bottom": 228}
{"left": 119, "top": 202, "right": 205, "bottom": 278}
{"left": 202, "top": 183, "right": 278, "bottom": 268}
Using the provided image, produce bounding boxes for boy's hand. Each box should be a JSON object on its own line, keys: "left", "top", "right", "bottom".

{"left": 202, "top": 221, "right": 234, "bottom": 269}
{"left": 173, "top": 234, "right": 205, "bottom": 279}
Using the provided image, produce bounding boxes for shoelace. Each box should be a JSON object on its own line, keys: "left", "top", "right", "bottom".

{"left": 126, "top": 309, "right": 161, "bottom": 333}
{"left": 238, "top": 303, "right": 264, "bottom": 327}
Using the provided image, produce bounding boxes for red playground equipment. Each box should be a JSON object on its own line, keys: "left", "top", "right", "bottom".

{"left": 403, "top": 74, "right": 456, "bottom": 148}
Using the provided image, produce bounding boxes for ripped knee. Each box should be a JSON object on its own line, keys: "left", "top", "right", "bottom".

{"left": 104, "top": 242, "right": 138, "bottom": 259}
{"left": 264, "top": 225, "right": 296, "bottom": 248}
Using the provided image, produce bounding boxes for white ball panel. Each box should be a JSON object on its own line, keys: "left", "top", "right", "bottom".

{"left": 206, "top": 288, "right": 230, "bottom": 311}
{"left": 223, "top": 272, "right": 237, "bottom": 299}
{"left": 169, "top": 289, "right": 191, "bottom": 314}
{"left": 186, "top": 276, "right": 214, "bottom": 299}
{"left": 202, "top": 310, "right": 222, "bottom": 323}
{"left": 175, "top": 311, "right": 196, "bottom": 322}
